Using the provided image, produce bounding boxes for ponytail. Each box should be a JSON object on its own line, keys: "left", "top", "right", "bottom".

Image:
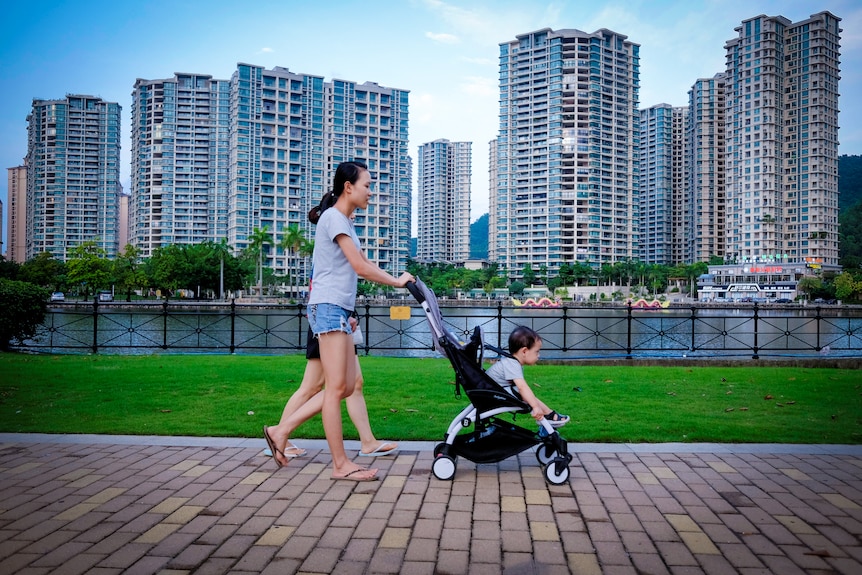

{"left": 308, "top": 160, "right": 368, "bottom": 224}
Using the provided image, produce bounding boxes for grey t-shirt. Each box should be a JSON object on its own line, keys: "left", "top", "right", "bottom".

{"left": 308, "top": 208, "right": 359, "bottom": 311}
{"left": 486, "top": 355, "right": 524, "bottom": 396}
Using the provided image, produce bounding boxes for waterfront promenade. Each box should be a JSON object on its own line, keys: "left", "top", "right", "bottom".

{"left": 1, "top": 434, "right": 860, "bottom": 574}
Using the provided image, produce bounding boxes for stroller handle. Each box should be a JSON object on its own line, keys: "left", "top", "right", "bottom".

{"left": 405, "top": 279, "right": 425, "bottom": 304}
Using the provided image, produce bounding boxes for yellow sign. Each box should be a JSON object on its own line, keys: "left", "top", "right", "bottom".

{"left": 390, "top": 306, "right": 411, "bottom": 320}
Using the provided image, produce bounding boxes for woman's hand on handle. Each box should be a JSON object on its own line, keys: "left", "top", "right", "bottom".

{"left": 395, "top": 272, "right": 415, "bottom": 287}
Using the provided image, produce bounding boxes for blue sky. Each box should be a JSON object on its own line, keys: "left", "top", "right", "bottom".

{"left": 1, "top": 0, "right": 860, "bottom": 249}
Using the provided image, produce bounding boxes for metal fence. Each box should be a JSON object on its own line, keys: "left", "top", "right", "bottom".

{"left": 12, "top": 300, "right": 862, "bottom": 361}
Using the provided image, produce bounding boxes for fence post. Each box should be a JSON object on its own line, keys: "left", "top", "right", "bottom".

{"left": 162, "top": 300, "right": 169, "bottom": 349}
{"left": 689, "top": 306, "right": 697, "bottom": 352}
{"left": 361, "top": 302, "right": 371, "bottom": 355}
{"left": 496, "top": 301, "right": 504, "bottom": 349}
{"left": 752, "top": 303, "right": 760, "bottom": 359}
{"left": 815, "top": 306, "right": 822, "bottom": 351}
{"left": 230, "top": 299, "right": 236, "bottom": 354}
{"left": 92, "top": 297, "right": 99, "bottom": 354}
{"left": 626, "top": 302, "right": 633, "bottom": 359}
{"left": 297, "top": 302, "right": 306, "bottom": 353}
{"left": 562, "top": 305, "right": 568, "bottom": 352}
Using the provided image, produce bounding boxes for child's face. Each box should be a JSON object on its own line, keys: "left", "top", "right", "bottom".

{"left": 518, "top": 339, "right": 542, "bottom": 366}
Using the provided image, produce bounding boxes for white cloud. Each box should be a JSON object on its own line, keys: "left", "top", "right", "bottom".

{"left": 259, "top": 47, "right": 274, "bottom": 54}
{"left": 425, "top": 31, "right": 459, "bottom": 44}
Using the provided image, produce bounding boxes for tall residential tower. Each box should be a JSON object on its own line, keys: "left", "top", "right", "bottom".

{"left": 639, "top": 104, "right": 688, "bottom": 264}
{"left": 130, "top": 74, "right": 231, "bottom": 258}
{"left": 416, "top": 139, "right": 472, "bottom": 263}
{"left": 724, "top": 11, "right": 841, "bottom": 266}
{"left": 25, "top": 95, "right": 121, "bottom": 261}
{"left": 491, "top": 28, "right": 640, "bottom": 278}
{"left": 6, "top": 164, "right": 27, "bottom": 262}
{"left": 687, "top": 73, "right": 727, "bottom": 263}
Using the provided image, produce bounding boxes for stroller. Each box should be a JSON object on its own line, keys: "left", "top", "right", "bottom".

{"left": 406, "top": 279, "right": 572, "bottom": 485}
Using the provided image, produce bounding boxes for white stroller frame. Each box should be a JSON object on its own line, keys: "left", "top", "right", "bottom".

{"left": 406, "top": 278, "right": 572, "bottom": 485}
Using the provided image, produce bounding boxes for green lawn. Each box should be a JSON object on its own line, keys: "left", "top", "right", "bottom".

{"left": 1, "top": 352, "right": 860, "bottom": 444}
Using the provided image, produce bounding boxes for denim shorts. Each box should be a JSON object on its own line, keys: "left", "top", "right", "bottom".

{"left": 307, "top": 303, "right": 352, "bottom": 337}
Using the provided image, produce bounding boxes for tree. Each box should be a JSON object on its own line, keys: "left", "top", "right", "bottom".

{"left": 0, "top": 279, "right": 48, "bottom": 351}
{"left": 509, "top": 280, "right": 526, "bottom": 295}
{"left": 247, "top": 225, "right": 273, "bottom": 296}
{"left": 279, "top": 224, "right": 307, "bottom": 299}
{"left": 145, "top": 244, "right": 189, "bottom": 297}
{"left": 113, "top": 244, "right": 147, "bottom": 301}
{"left": 833, "top": 272, "right": 861, "bottom": 302}
{"left": 66, "top": 241, "right": 111, "bottom": 298}
{"left": 521, "top": 264, "right": 537, "bottom": 286}
{"left": 19, "top": 252, "right": 65, "bottom": 290}
{"left": 796, "top": 276, "right": 822, "bottom": 301}
{"left": 0, "top": 255, "right": 21, "bottom": 280}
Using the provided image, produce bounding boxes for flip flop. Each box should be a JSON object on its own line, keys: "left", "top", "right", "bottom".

{"left": 283, "top": 441, "right": 307, "bottom": 458}
{"left": 262, "top": 425, "right": 284, "bottom": 468}
{"left": 332, "top": 467, "right": 379, "bottom": 482}
{"left": 358, "top": 441, "right": 398, "bottom": 457}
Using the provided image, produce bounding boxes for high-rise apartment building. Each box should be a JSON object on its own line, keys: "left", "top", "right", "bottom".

{"left": 25, "top": 95, "right": 121, "bottom": 261}
{"left": 131, "top": 65, "right": 411, "bottom": 280}
{"left": 639, "top": 104, "right": 688, "bottom": 264}
{"left": 130, "top": 74, "right": 231, "bottom": 258}
{"left": 687, "top": 74, "right": 727, "bottom": 263}
{"left": 6, "top": 164, "right": 27, "bottom": 262}
{"left": 416, "top": 139, "right": 472, "bottom": 263}
{"left": 491, "top": 28, "right": 640, "bottom": 278}
{"left": 724, "top": 11, "right": 841, "bottom": 266}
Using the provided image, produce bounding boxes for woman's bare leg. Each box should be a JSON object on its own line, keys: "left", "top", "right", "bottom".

{"left": 345, "top": 357, "right": 397, "bottom": 455}
{"left": 319, "top": 331, "right": 376, "bottom": 479}
{"left": 265, "top": 359, "right": 325, "bottom": 465}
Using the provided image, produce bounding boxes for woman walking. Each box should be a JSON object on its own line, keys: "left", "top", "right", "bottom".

{"left": 307, "top": 160, "right": 413, "bottom": 481}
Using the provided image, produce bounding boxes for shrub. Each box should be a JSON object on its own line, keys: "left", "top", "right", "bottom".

{"left": 0, "top": 279, "right": 48, "bottom": 350}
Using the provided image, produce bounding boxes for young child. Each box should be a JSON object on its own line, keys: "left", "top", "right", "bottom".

{"left": 486, "top": 325, "right": 570, "bottom": 428}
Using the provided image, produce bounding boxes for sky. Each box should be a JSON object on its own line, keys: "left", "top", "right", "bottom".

{"left": 1, "top": 0, "right": 860, "bottom": 251}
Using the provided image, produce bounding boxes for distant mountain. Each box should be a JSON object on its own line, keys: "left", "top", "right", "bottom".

{"left": 840, "top": 154, "right": 862, "bottom": 212}
{"left": 470, "top": 213, "right": 489, "bottom": 260}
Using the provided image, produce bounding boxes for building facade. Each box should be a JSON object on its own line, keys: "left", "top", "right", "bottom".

{"left": 490, "top": 28, "right": 640, "bottom": 279}
{"left": 723, "top": 11, "right": 841, "bottom": 268}
{"left": 6, "top": 164, "right": 27, "bottom": 262}
{"left": 25, "top": 95, "right": 122, "bottom": 261}
{"left": 639, "top": 104, "right": 688, "bottom": 264}
{"left": 416, "top": 139, "right": 472, "bottom": 263}
{"left": 130, "top": 74, "right": 231, "bottom": 258}
{"left": 687, "top": 73, "right": 727, "bottom": 263}
{"left": 131, "top": 65, "right": 411, "bottom": 282}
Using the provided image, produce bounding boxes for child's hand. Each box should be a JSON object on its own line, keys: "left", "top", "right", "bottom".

{"left": 531, "top": 407, "right": 543, "bottom": 422}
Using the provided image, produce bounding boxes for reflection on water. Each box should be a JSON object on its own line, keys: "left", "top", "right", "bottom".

{"left": 18, "top": 303, "right": 862, "bottom": 360}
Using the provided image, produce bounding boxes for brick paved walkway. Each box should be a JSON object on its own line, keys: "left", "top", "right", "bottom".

{"left": 0, "top": 434, "right": 860, "bottom": 574}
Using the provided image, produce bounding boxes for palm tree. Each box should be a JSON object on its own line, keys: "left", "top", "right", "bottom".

{"left": 212, "top": 238, "right": 232, "bottom": 299}
{"left": 247, "top": 225, "right": 272, "bottom": 296}
{"left": 299, "top": 239, "right": 314, "bottom": 296}
{"left": 279, "top": 224, "right": 307, "bottom": 299}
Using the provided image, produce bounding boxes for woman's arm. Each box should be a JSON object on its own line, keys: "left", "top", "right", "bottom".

{"left": 336, "top": 234, "right": 413, "bottom": 287}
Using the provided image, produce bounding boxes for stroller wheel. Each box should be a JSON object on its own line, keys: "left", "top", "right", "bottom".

{"left": 544, "top": 459, "right": 570, "bottom": 485}
{"left": 535, "top": 444, "right": 556, "bottom": 466}
{"left": 432, "top": 454, "right": 457, "bottom": 481}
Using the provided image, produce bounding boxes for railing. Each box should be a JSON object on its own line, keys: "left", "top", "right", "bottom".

{"left": 12, "top": 300, "right": 862, "bottom": 360}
